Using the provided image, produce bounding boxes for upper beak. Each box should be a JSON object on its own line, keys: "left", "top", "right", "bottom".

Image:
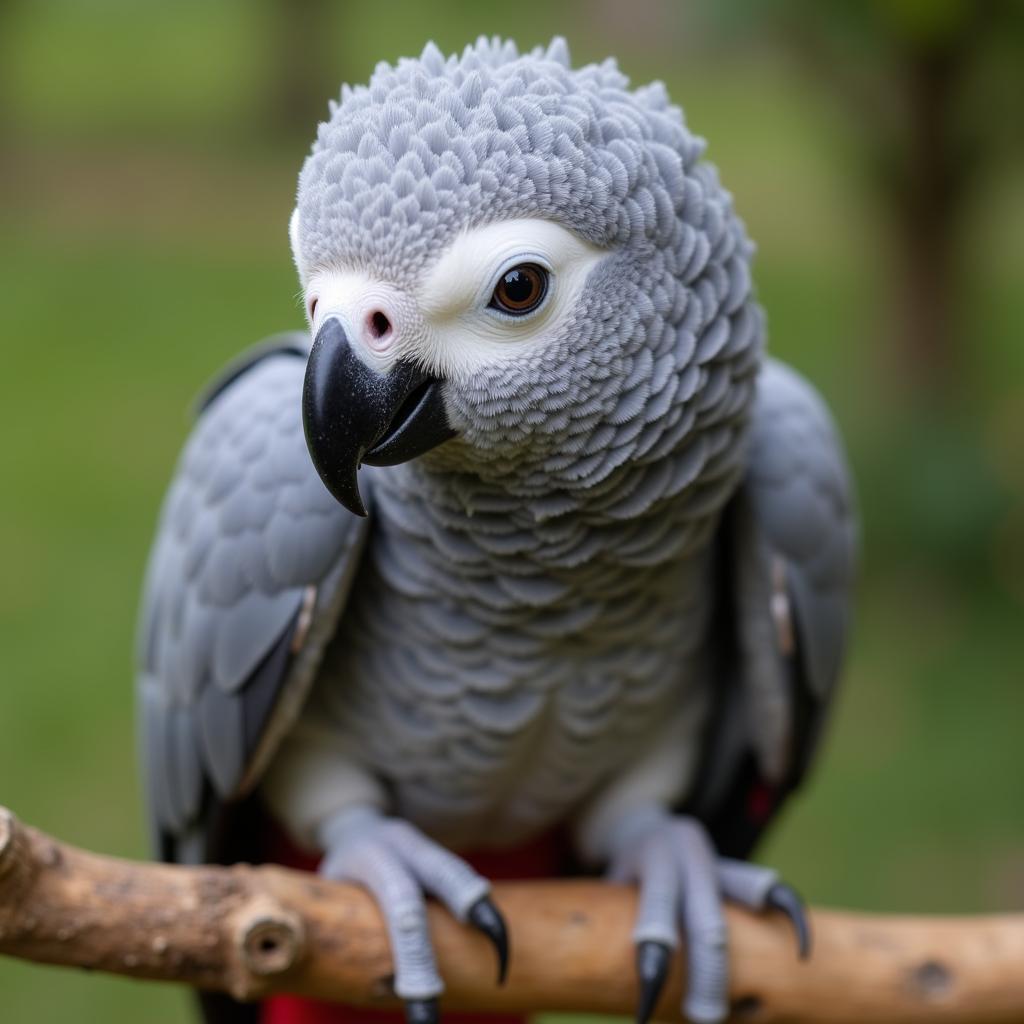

{"left": 301, "top": 317, "right": 455, "bottom": 516}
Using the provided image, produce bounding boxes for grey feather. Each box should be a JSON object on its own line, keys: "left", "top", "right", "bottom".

{"left": 140, "top": 682, "right": 177, "bottom": 832}
{"left": 197, "top": 684, "right": 245, "bottom": 799}
{"left": 172, "top": 709, "right": 204, "bottom": 826}
{"left": 212, "top": 588, "right": 303, "bottom": 693}
{"left": 733, "top": 358, "right": 856, "bottom": 781}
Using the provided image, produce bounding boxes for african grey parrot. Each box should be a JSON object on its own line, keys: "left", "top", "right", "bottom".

{"left": 137, "top": 37, "right": 856, "bottom": 1024}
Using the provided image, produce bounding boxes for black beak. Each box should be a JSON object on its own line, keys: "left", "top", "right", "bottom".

{"left": 302, "top": 318, "right": 455, "bottom": 516}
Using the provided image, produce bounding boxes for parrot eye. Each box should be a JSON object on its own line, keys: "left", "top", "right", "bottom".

{"left": 488, "top": 263, "right": 548, "bottom": 316}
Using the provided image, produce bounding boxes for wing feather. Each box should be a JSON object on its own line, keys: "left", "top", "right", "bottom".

{"left": 136, "top": 336, "right": 368, "bottom": 861}
{"left": 691, "top": 358, "right": 856, "bottom": 856}
{"left": 742, "top": 359, "right": 856, "bottom": 710}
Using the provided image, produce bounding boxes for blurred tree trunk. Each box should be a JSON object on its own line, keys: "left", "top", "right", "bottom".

{"left": 885, "top": 27, "right": 970, "bottom": 401}
{"left": 768, "top": 0, "right": 1021, "bottom": 408}
{"left": 265, "top": 0, "right": 337, "bottom": 140}
{"left": 0, "top": 0, "right": 16, "bottom": 143}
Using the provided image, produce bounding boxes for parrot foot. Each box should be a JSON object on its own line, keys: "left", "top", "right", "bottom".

{"left": 318, "top": 809, "right": 508, "bottom": 1019}
{"left": 607, "top": 813, "right": 810, "bottom": 1024}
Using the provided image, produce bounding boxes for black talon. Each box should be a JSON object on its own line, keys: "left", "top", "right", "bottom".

{"left": 767, "top": 882, "right": 812, "bottom": 960}
{"left": 468, "top": 896, "right": 510, "bottom": 985}
{"left": 634, "top": 940, "right": 671, "bottom": 1024}
{"left": 404, "top": 997, "right": 440, "bottom": 1024}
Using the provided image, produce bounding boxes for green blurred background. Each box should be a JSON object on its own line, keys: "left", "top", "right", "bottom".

{"left": 1, "top": 1, "right": 1022, "bottom": 1020}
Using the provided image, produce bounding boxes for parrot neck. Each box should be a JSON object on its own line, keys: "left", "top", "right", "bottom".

{"left": 368, "top": 428, "right": 746, "bottom": 573}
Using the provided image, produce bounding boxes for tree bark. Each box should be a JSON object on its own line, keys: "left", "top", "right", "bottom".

{"left": 2, "top": 806, "right": 1024, "bottom": 1022}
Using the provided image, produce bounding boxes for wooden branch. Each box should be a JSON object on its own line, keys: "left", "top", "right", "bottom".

{"left": 2, "top": 806, "right": 1024, "bottom": 1022}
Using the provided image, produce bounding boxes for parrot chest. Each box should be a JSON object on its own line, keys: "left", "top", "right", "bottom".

{"left": 312, "top": 518, "right": 715, "bottom": 848}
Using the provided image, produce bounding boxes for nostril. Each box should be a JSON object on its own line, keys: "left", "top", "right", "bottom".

{"left": 368, "top": 310, "right": 392, "bottom": 340}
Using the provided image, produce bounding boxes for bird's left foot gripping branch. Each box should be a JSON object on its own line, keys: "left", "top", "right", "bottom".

{"left": 137, "top": 36, "right": 856, "bottom": 1024}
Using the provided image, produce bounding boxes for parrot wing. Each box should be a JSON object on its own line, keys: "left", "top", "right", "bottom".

{"left": 688, "top": 357, "right": 857, "bottom": 858}
{"left": 136, "top": 334, "right": 369, "bottom": 865}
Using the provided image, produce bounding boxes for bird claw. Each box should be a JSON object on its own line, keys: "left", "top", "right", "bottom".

{"left": 634, "top": 940, "right": 672, "bottom": 1024}
{"left": 404, "top": 997, "right": 440, "bottom": 1024}
{"left": 766, "top": 882, "right": 811, "bottom": 960}
{"left": 610, "top": 816, "right": 815, "bottom": 1023}
{"left": 318, "top": 812, "right": 502, "bottom": 1018}
{"left": 468, "top": 895, "right": 510, "bottom": 984}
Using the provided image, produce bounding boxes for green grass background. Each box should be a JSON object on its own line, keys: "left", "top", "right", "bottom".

{"left": 1, "top": 2, "right": 1022, "bottom": 1021}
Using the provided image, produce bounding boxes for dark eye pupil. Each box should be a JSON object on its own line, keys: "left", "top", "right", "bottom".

{"left": 491, "top": 263, "right": 547, "bottom": 315}
{"left": 502, "top": 269, "right": 534, "bottom": 304}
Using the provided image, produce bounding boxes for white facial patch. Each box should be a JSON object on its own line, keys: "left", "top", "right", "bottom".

{"left": 417, "top": 218, "right": 606, "bottom": 381}
{"left": 301, "top": 218, "right": 606, "bottom": 381}
{"left": 305, "top": 271, "right": 420, "bottom": 375}
{"left": 289, "top": 207, "right": 304, "bottom": 282}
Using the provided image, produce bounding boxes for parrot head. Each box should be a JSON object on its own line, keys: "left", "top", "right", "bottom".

{"left": 292, "top": 37, "right": 762, "bottom": 517}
